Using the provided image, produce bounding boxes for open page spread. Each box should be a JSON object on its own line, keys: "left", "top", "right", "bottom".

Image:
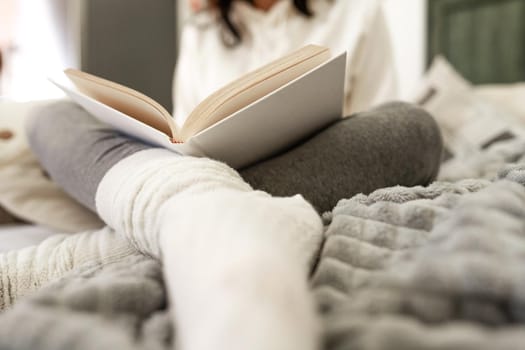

{"left": 65, "top": 69, "right": 177, "bottom": 138}
{"left": 53, "top": 49, "right": 347, "bottom": 169}
{"left": 180, "top": 45, "right": 331, "bottom": 140}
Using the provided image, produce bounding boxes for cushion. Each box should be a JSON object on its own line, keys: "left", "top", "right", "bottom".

{"left": 474, "top": 83, "right": 525, "bottom": 120}
{"left": 412, "top": 56, "right": 525, "bottom": 159}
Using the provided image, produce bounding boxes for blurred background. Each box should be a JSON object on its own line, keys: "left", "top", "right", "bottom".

{"left": 0, "top": 0, "right": 424, "bottom": 108}
{"left": 0, "top": 0, "right": 177, "bottom": 107}
{"left": 0, "top": 0, "right": 79, "bottom": 99}
{"left": 1, "top": 0, "right": 523, "bottom": 111}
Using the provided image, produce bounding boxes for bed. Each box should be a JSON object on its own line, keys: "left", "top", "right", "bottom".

{"left": 1, "top": 0, "right": 525, "bottom": 349}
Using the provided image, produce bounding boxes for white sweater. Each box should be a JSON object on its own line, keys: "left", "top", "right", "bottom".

{"left": 173, "top": 0, "right": 398, "bottom": 126}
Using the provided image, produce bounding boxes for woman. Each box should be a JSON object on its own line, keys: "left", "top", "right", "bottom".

{"left": 21, "top": 1, "right": 442, "bottom": 349}
{"left": 28, "top": 0, "right": 443, "bottom": 214}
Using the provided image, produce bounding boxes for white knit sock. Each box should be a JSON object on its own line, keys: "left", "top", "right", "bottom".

{"left": 95, "top": 149, "right": 324, "bottom": 350}
{"left": 161, "top": 189, "right": 323, "bottom": 350}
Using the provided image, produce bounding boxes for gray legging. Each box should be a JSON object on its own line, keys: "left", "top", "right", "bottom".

{"left": 27, "top": 101, "right": 443, "bottom": 213}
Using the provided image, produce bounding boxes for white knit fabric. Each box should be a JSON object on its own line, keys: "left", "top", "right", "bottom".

{"left": 161, "top": 189, "right": 323, "bottom": 350}
{"left": 0, "top": 226, "right": 135, "bottom": 309}
{"left": 95, "top": 149, "right": 252, "bottom": 258}
{"left": 95, "top": 148, "right": 324, "bottom": 350}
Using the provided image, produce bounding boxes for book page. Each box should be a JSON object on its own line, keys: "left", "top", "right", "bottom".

{"left": 51, "top": 78, "right": 205, "bottom": 156}
{"left": 180, "top": 45, "right": 331, "bottom": 140}
{"left": 64, "top": 69, "right": 179, "bottom": 140}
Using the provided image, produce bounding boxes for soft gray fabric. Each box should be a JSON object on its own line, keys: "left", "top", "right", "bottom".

{"left": 242, "top": 102, "right": 443, "bottom": 212}
{"left": 439, "top": 137, "right": 525, "bottom": 182}
{"left": 3, "top": 137, "right": 525, "bottom": 349}
{"left": 313, "top": 175, "right": 525, "bottom": 350}
{"left": 26, "top": 100, "right": 443, "bottom": 213}
{"left": 26, "top": 101, "right": 151, "bottom": 211}
{"left": 0, "top": 254, "right": 171, "bottom": 350}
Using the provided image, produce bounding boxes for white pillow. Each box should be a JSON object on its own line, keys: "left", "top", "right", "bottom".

{"left": 474, "top": 83, "right": 525, "bottom": 121}
{"left": 412, "top": 56, "right": 525, "bottom": 159}
{"left": 0, "top": 99, "right": 104, "bottom": 233}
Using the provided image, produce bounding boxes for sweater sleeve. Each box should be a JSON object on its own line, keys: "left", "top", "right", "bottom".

{"left": 345, "top": 3, "right": 399, "bottom": 115}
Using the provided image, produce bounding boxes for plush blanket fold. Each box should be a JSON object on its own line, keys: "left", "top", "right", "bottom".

{"left": 313, "top": 171, "right": 525, "bottom": 350}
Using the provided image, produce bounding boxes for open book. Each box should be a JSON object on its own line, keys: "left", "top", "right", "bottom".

{"left": 53, "top": 44, "right": 346, "bottom": 168}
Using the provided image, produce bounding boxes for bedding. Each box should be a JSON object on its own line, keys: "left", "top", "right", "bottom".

{"left": 415, "top": 56, "right": 525, "bottom": 160}
{"left": 2, "top": 0, "right": 525, "bottom": 346}
{"left": 316, "top": 174, "right": 525, "bottom": 350}
{"left": 475, "top": 83, "right": 525, "bottom": 121}
{"left": 2, "top": 58, "right": 525, "bottom": 349}
{"left": 2, "top": 138, "right": 525, "bottom": 349}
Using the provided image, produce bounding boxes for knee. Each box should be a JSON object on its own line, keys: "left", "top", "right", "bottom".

{"left": 378, "top": 101, "right": 442, "bottom": 144}
{"left": 363, "top": 101, "right": 444, "bottom": 184}
{"left": 388, "top": 101, "right": 443, "bottom": 183}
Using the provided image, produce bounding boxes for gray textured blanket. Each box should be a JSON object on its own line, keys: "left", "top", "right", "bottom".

{"left": 2, "top": 138, "right": 525, "bottom": 349}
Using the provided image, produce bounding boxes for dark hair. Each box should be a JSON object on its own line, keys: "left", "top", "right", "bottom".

{"left": 217, "top": 0, "right": 313, "bottom": 46}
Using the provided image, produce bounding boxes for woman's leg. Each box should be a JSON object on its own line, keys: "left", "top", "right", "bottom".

{"left": 27, "top": 101, "right": 443, "bottom": 214}
{"left": 25, "top": 100, "right": 442, "bottom": 350}
{"left": 27, "top": 100, "right": 324, "bottom": 350}
{"left": 26, "top": 101, "right": 152, "bottom": 211}
{"left": 241, "top": 102, "right": 443, "bottom": 212}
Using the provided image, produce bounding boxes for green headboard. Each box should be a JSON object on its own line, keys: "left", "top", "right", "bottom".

{"left": 428, "top": 0, "right": 525, "bottom": 84}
